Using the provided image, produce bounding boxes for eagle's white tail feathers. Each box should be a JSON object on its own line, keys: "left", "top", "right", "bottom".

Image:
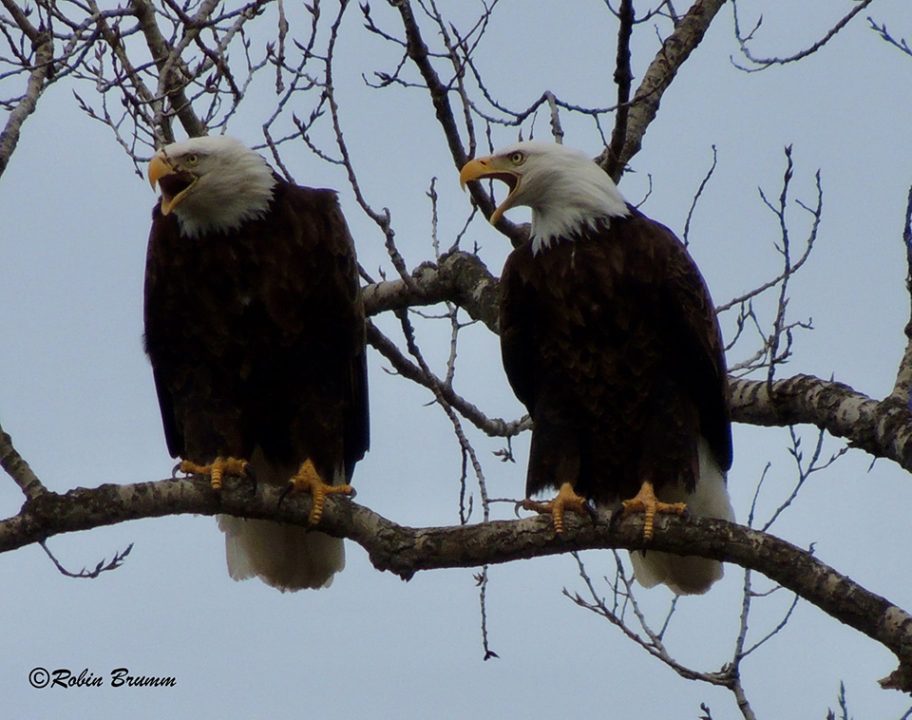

{"left": 216, "top": 451, "right": 345, "bottom": 591}
{"left": 628, "top": 437, "right": 734, "bottom": 595}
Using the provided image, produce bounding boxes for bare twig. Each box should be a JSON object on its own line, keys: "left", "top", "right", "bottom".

{"left": 869, "top": 18, "right": 912, "bottom": 58}
{"left": 40, "top": 540, "right": 133, "bottom": 579}
{"left": 682, "top": 144, "right": 718, "bottom": 247}
{"left": 732, "top": 0, "right": 876, "bottom": 71}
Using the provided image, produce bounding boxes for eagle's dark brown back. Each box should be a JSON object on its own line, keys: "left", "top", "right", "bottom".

{"left": 499, "top": 208, "right": 730, "bottom": 503}
{"left": 143, "top": 179, "right": 369, "bottom": 484}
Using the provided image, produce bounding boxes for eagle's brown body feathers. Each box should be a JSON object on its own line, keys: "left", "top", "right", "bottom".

{"left": 145, "top": 181, "right": 368, "bottom": 485}
{"left": 500, "top": 209, "right": 731, "bottom": 506}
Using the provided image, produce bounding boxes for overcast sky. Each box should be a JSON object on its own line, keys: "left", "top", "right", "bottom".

{"left": 2, "top": 2, "right": 912, "bottom": 718}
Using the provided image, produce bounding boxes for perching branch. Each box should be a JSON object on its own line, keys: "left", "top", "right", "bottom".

{"left": 2, "top": 471, "right": 911, "bottom": 691}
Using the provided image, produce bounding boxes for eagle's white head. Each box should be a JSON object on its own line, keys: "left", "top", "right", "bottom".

{"left": 147, "top": 136, "right": 276, "bottom": 239}
{"left": 459, "top": 141, "right": 630, "bottom": 254}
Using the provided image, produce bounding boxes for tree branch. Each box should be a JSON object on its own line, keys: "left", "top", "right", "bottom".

{"left": 366, "top": 320, "right": 527, "bottom": 438}
{"left": 0, "top": 9, "right": 53, "bottom": 179}
{"left": 605, "top": 0, "right": 634, "bottom": 181}
{"left": 393, "top": 0, "right": 527, "bottom": 247}
{"left": 0, "top": 422, "right": 47, "bottom": 500}
{"left": 729, "top": 375, "right": 912, "bottom": 473}
{"left": 362, "top": 250, "right": 500, "bottom": 331}
{"left": 596, "top": 0, "right": 727, "bottom": 173}
{"left": 891, "top": 185, "right": 912, "bottom": 402}
{"left": 2, "top": 474, "right": 910, "bottom": 690}
{"left": 130, "top": 0, "right": 206, "bottom": 141}
{"left": 732, "top": 0, "right": 876, "bottom": 71}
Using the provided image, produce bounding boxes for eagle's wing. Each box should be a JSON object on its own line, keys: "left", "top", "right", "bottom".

{"left": 498, "top": 243, "right": 540, "bottom": 415}
{"left": 143, "top": 206, "right": 185, "bottom": 460}
{"left": 648, "top": 217, "right": 732, "bottom": 472}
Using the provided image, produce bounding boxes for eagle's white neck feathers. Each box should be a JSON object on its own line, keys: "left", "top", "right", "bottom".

{"left": 497, "top": 142, "right": 630, "bottom": 255}
{"left": 159, "top": 136, "right": 276, "bottom": 239}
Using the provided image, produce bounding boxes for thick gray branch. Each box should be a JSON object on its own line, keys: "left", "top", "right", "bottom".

{"left": 2, "top": 476, "right": 910, "bottom": 690}
{"left": 730, "top": 375, "right": 912, "bottom": 473}
{"left": 362, "top": 250, "right": 500, "bottom": 332}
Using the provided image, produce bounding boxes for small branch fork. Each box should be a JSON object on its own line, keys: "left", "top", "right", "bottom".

{"left": 731, "top": 0, "right": 876, "bottom": 72}
{"left": 719, "top": 147, "right": 821, "bottom": 379}
{"left": 40, "top": 539, "right": 133, "bottom": 579}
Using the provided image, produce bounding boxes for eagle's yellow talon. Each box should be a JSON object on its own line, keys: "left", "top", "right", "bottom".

{"left": 288, "top": 458, "right": 353, "bottom": 525}
{"left": 179, "top": 456, "right": 249, "bottom": 491}
{"left": 622, "top": 480, "right": 687, "bottom": 541}
{"left": 522, "top": 482, "right": 589, "bottom": 535}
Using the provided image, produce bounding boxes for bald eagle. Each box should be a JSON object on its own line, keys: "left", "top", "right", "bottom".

{"left": 460, "top": 141, "right": 733, "bottom": 594}
{"left": 144, "top": 135, "right": 369, "bottom": 591}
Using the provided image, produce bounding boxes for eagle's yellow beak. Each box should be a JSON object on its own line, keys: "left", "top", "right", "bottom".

{"left": 147, "top": 152, "right": 195, "bottom": 216}
{"left": 459, "top": 155, "right": 520, "bottom": 226}
{"left": 147, "top": 154, "right": 171, "bottom": 190}
{"left": 458, "top": 157, "right": 493, "bottom": 190}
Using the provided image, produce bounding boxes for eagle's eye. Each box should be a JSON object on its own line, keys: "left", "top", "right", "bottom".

{"left": 509, "top": 151, "right": 525, "bottom": 166}
{"left": 185, "top": 153, "right": 200, "bottom": 166}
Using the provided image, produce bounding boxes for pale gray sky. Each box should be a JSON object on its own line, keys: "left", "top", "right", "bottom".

{"left": 2, "top": 2, "right": 912, "bottom": 717}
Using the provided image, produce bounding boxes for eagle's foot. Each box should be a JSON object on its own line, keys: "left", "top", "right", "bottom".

{"left": 622, "top": 480, "right": 686, "bottom": 541}
{"left": 287, "top": 458, "right": 353, "bottom": 525}
{"left": 521, "top": 482, "right": 591, "bottom": 535}
{"left": 179, "top": 456, "right": 249, "bottom": 491}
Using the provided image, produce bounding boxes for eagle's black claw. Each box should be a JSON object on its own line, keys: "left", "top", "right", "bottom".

{"left": 244, "top": 464, "right": 257, "bottom": 494}
{"left": 171, "top": 462, "right": 183, "bottom": 479}
{"left": 277, "top": 483, "right": 293, "bottom": 508}
{"left": 607, "top": 506, "right": 624, "bottom": 532}
{"left": 583, "top": 500, "right": 598, "bottom": 523}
